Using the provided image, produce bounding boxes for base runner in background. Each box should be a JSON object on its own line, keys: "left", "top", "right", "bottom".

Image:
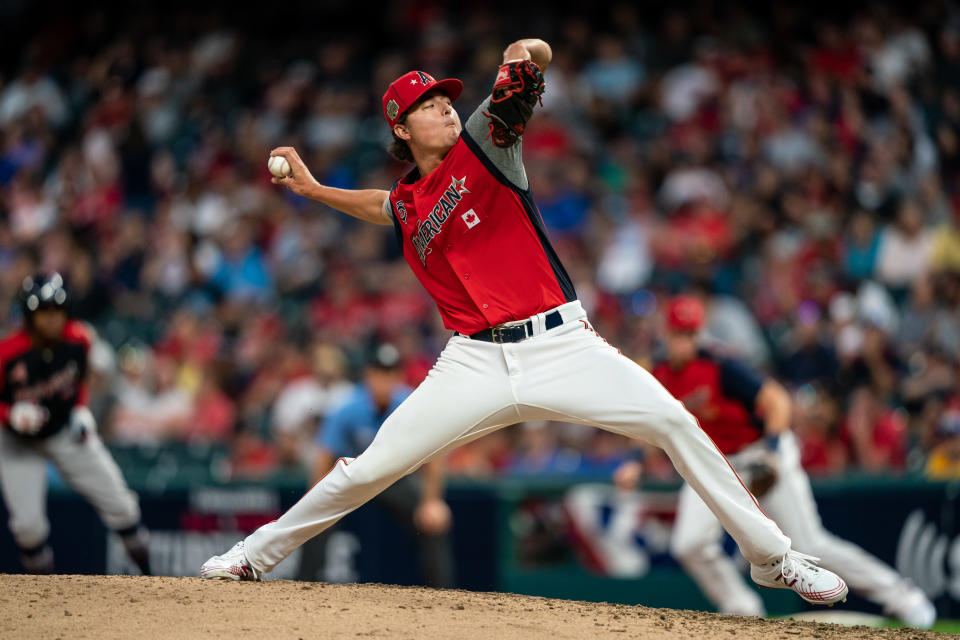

{"left": 614, "top": 295, "right": 935, "bottom": 627}
{"left": 297, "top": 345, "right": 454, "bottom": 587}
{"left": 203, "top": 38, "right": 849, "bottom": 608}
{"left": 0, "top": 273, "right": 151, "bottom": 575}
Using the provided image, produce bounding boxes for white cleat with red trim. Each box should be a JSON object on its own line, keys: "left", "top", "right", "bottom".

{"left": 201, "top": 540, "right": 262, "bottom": 581}
{"left": 750, "top": 550, "right": 848, "bottom": 606}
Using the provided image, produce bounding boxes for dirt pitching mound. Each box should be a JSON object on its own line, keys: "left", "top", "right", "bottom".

{"left": 0, "top": 574, "right": 948, "bottom": 639}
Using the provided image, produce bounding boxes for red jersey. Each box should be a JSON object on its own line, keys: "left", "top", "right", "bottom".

{"left": 0, "top": 320, "right": 91, "bottom": 438}
{"left": 387, "top": 98, "right": 576, "bottom": 335}
{"left": 652, "top": 351, "right": 765, "bottom": 455}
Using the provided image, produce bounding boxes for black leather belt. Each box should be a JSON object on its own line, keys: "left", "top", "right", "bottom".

{"left": 465, "top": 310, "right": 564, "bottom": 343}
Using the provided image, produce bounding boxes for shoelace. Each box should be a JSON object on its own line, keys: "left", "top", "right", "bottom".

{"left": 780, "top": 550, "right": 822, "bottom": 586}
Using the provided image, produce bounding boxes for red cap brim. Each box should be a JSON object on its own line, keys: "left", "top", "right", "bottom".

{"left": 431, "top": 78, "right": 463, "bottom": 103}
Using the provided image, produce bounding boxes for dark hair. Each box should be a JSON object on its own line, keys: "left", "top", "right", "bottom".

{"left": 387, "top": 113, "right": 414, "bottom": 163}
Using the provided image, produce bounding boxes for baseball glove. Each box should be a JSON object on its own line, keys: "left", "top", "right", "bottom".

{"left": 746, "top": 457, "right": 779, "bottom": 498}
{"left": 483, "top": 60, "right": 545, "bottom": 148}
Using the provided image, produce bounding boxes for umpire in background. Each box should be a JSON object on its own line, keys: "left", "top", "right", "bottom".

{"left": 297, "top": 344, "right": 454, "bottom": 587}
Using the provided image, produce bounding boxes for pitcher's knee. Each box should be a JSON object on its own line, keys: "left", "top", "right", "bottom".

{"left": 344, "top": 457, "right": 407, "bottom": 489}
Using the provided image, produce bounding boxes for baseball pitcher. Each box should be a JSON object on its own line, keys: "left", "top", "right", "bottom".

{"left": 202, "top": 39, "right": 848, "bottom": 607}
{"left": 614, "top": 295, "right": 935, "bottom": 627}
{"left": 0, "top": 273, "right": 150, "bottom": 575}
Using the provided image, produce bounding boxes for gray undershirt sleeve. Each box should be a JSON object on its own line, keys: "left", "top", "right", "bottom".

{"left": 463, "top": 97, "right": 529, "bottom": 191}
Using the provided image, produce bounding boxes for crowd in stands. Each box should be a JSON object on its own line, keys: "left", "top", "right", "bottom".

{"left": 2, "top": 2, "right": 960, "bottom": 482}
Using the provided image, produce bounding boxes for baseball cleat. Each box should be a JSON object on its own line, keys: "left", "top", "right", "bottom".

{"left": 201, "top": 540, "right": 262, "bottom": 581}
{"left": 750, "top": 550, "right": 848, "bottom": 606}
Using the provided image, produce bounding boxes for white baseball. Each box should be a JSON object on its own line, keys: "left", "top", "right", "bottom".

{"left": 268, "top": 155, "right": 292, "bottom": 178}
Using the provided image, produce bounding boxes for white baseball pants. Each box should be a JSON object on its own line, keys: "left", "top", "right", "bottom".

{"left": 0, "top": 426, "right": 141, "bottom": 549}
{"left": 245, "top": 301, "right": 790, "bottom": 572}
{"left": 670, "top": 431, "right": 905, "bottom": 615}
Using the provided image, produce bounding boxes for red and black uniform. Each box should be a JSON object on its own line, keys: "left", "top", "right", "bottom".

{"left": 382, "top": 68, "right": 575, "bottom": 335}
{"left": 0, "top": 320, "right": 90, "bottom": 439}
{"left": 652, "top": 350, "right": 765, "bottom": 455}
{"left": 387, "top": 131, "right": 575, "bottom": 333}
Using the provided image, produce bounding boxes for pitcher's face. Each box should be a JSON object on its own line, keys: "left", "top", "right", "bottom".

{"left": 396, "top": 92, "right": 461, "bottom": 156}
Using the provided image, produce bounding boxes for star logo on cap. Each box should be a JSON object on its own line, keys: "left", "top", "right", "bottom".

{"left": 410, "top": 79, "right": 419, "bottom": 85}
{"left": 386, "top": 100, "right": 400, "bottom": 120}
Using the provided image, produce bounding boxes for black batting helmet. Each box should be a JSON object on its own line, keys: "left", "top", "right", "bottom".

{"left": 19, "top": 272, "right": 69, "bottom": 317}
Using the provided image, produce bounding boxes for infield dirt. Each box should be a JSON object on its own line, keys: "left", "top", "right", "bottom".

{"left": 0, "top": 574, "right": 951, "bottom": 639}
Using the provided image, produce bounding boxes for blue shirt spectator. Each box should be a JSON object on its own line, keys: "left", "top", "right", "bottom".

{"left": 844, "top": 211, "right": 882, "bottom": 282}
{"left": 210, "top": 246, "right": 273, "bottom": 302}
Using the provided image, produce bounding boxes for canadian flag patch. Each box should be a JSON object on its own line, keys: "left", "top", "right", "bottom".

{"left": 461, "top": 209, "right": 480, "bottom": 229}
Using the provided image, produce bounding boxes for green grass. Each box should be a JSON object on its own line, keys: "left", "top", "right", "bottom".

{"left": 776, "top": 613, "right": 960, "bottom": 634}
{"left": 881, "top": 619, "right": 960, "bottom": 634}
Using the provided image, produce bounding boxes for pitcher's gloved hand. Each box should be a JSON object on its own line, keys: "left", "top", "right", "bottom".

{"left": 69, "top": 406, "right": 96, "bottom": 443}
{"left": 746, "top": 455, "right": 779, "bottom": 498}
{"left": 484, "top": 60, "right": 545, "bottom": 148}
{"left": 8, "top": 402, "right": 49, "bottom": 436}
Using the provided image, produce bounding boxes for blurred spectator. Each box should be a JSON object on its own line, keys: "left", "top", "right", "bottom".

{"left": 209, "top": 217, "right": 273, "bottom": 303}
{"left": 925, "top": 408, "right": 960, "bottom": 478}
{"left": 659, "top": 38, "right": 719, "bottom": 121}
{"left": 445, "top": 429, "right": 513, "bottom": 476}
{"left": 875, "top": 200, "right": 934, "bottom": 296}
{"left": 781, "top": 303, "right": 838, "bottom": 388}
{"left": 581, "top": 35, "right": 645, "bottom": 105}
{"left": 0, "top": 64, "right": 67, "bottom": 128}
{"left": 795, "top": 385, "right": 849, "bottom": 476}
{"left": 839, "top": 316, "right": 902, "bottom": 400}
{"left": 841, "top": 388, "right": 907, "bottom": 472}
{"left": 186, "top": 366, "right": 237, "bottom": 443}
{"left": 843, "top": 210, "right": 882, "bottom": 283}
{"left": 108, "top": 347, "right": 192, "bottom": 444}
{"left": 271, "top": 341, "right": 352, "bottom": 467}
